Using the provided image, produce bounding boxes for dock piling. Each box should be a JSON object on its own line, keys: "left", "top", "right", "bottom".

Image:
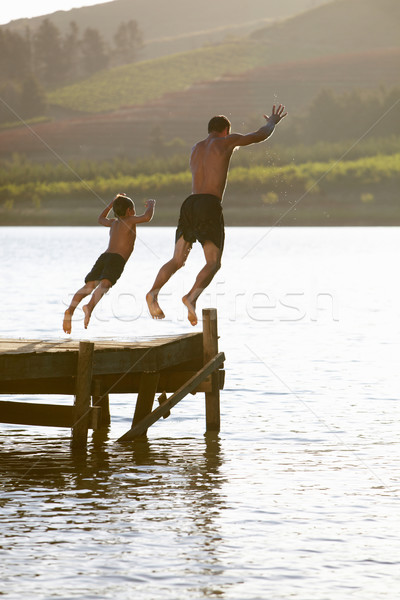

{"left": 202, "top": 308, "right": 221, "bottom": 432}
{"left": 72, "top": 341, "right": 94, "bottom": 448}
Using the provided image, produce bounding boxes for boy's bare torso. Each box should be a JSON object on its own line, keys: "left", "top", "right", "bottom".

{"left": 190, "top": 136, "right": 234, "bottom": 200}
{"left": 106, "top": 218, "right": 136, "bottom": 261}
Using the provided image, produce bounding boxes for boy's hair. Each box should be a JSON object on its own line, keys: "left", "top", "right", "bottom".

{"left": 113, "top": 194, "right": 134, "bottom": 217}
{"left": 208, "top": 115, "right": 231, "bottom": 134}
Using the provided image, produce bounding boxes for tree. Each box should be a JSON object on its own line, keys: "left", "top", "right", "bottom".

{"left": 113, "top": 20, "right": 143, "bottom": 66}
{"left": 81, "top": 28, "right": 109, "bottom": 77}
{"left": 62, "top": 21, "right": 81, "bottom": 82}
{"left": 33, "top": 19, "right": 65, "bottom": 86}
{"left": 0, "top": 29, "right": 31, "bottom": 83}
{"left": 19, "top": 75, "right": 47, "bottom": 119}
{"left": 0, "top": 81, "right": 20, "bottom": 124}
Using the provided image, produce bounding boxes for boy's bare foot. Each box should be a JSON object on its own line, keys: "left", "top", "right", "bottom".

{"left": 146, "top": 292, "right": 165, "bottom": 319}
{"left": 83, "top": 305, "right": 92, "bottom": 329}
{"left": 63, "top": 310, "right": 72, "bottom": 334}
{"left": 182, "top": 295, "right": 198, "bottom": 326}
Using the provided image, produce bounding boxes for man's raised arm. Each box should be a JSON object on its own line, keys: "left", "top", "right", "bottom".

{"left": 227, "top": 104, "right": 287, "bottom": 149}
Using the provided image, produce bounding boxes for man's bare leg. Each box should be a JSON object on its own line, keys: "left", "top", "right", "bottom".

{"left": 182, "top": 241, "right": 221, "bottom": 326}
{"left": 146, "top": 237, "right": 191, "bottom": 319}
{"left": 63, "top": 281, "right": 97, "bottom": 334}
{"left": 82, "top": 279, "right": 112, "bottom": 329}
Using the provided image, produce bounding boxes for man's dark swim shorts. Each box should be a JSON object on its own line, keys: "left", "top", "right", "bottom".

{"left": 175, "top": 194, "right": 225, "bottom": 251}
{"left": 85, "top": 252, "right": 126, "bottom": 286}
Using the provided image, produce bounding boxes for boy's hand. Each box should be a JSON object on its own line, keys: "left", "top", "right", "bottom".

{"left": 146, "top": 199, "right": 156, "bottom": 208}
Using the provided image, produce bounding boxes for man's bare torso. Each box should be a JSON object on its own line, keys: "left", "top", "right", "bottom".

{"left": 190, "top": 135, "right": 234, "bottom": 200}
{"left": 106, "top": 219, "right": 136, "bottom": 261}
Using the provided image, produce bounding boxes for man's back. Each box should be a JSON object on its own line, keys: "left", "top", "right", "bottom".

{"left": 190, "top": 135, "right": 234, "bottom": 200}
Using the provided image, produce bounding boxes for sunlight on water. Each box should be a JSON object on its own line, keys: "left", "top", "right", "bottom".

{"left": 0, "top": 227, "right": 399, "bottom": 599}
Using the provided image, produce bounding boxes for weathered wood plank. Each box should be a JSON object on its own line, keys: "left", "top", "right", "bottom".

{"left": 0, "top": 369, "right": 225, "bottom": 395}
{"left": 0, "top": 333, "right": 203, "bottom": 381}
{"left": 0, "top": 401, "right": 99, "bottom": 429}
{"left": 117, "top": 352, "right": 225, "bottom": 442}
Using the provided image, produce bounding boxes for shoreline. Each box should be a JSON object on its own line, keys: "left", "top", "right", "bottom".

{"left": 1, "top": 206, "right": 398, "bottom": 227}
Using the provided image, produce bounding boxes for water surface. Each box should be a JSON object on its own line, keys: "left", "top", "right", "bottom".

{"left": 0, "top": 227, "right": 399, "bottom": 599}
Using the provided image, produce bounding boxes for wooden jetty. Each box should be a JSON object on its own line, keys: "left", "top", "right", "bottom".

{"left": 0, "top": 308, "right": 225, "bottom": 447}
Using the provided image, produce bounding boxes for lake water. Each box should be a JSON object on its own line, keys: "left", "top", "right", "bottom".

{"left": 0, "top": 226, "right": 399, "bottom": 600}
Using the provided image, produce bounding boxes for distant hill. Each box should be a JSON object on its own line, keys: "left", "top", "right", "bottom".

{"left": 47, "top": 0, "right": 400, "bottom": 116}
{"left": 1, "top": 48, "right": 398, "bottom": 164}
{"left": 2, "top": 0, "right": 330, "bottom": 60}
{"left": 252, "top": 0, "right": 400, "bottom": 56}
{"left": 1, "top": 0, "right": 399, "bottom": 163}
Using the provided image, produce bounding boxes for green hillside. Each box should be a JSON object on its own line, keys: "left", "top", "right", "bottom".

{"left": 47, "top": 41, "right": 270, "bottom": 113}
{"left": 47, "top": 0, "right": 400, "bottom": 115}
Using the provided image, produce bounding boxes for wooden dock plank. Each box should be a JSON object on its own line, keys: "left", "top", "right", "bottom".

{"left": 0, "top": 333, "right": 203, "bottom": 381}
{"left": 0, "top": 401, "right": 100, "bottom": 429}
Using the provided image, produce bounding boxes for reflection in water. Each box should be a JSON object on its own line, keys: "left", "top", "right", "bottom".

{"left": 0, "top": 428, "right": 232, "bottom": 599}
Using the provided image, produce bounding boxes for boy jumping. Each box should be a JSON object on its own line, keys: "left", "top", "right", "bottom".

{"left": 63, "top": 193, "right": 155, "bottom": 334}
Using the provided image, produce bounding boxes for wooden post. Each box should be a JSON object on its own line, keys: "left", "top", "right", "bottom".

{"left": 92, "top": 378, "right": 111, "bottom": 428}
{"left": 131, "top": 371, "right": 160, "bottom": 437}
{"left": 202, "top": 308, "right": 220, "bottom": 432}
{"left": 72, "top": 341, "right": 94, "bottom": 448}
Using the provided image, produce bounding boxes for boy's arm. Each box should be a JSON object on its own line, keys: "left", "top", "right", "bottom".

{"left": 226, "top": 104, "right": 287, "bottom": 150}
{"left": 98, "top": 197, "right": 117, "bottom": 227}
{"left": 129, "top": 199, "right": 156, "bottom": 225}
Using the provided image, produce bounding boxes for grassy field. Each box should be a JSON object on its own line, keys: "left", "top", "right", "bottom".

{"left": 47, "top": 41, "right": 271, "bottom": 113}
{"left": 1, "top": 152, "right": 399, "bottom": 226}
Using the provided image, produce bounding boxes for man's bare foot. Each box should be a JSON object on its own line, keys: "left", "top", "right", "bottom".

{"left": 182, "top": 295, "right": 198, "bottom": 326}
{"left": 83, "top": 305, "right": 92, "bottom": 329}
{"left": 146, "top": 292, "right": 165, "bottom": 320}
{"left": 63, "top": 309, "right": 72, "bottom": 334}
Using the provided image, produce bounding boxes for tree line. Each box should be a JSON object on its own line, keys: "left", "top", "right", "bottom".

{"left": 0, "top": 18, "right": 143, "bottom": 123}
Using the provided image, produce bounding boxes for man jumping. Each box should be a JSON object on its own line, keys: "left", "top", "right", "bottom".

{"left": 146, "top": 103, "right": 287, "bottom": 326}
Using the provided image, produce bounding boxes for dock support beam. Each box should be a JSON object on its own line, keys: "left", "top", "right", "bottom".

{"left": 72, "top": 341, "right": 94, "bottom": 448}
{"left": 202, "top": 308, "right": 220, "bottom": 432}
{"left": 131, "top": 372, "right": 160, "bottom": 437}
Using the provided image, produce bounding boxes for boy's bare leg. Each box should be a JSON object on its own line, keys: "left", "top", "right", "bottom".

{"left": 146, "top": 236, "right": 191, "bottom": 319}
{"left": 182, "top": 241, "right": 221, "bottom": 326}
{"left": 83, "top": 279, "right": 112, "bottom": 329}
{"left": 63, "top": 281, "right": 97, "bottom": 334}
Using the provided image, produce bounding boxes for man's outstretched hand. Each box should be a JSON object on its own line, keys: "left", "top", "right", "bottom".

{"left": 264, "top": 104, "right": 287, "bottom": 125}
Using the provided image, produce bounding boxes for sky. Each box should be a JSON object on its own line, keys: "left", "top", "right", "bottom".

{"left": 0, "top": 1, "right": 111, "bottom": 25}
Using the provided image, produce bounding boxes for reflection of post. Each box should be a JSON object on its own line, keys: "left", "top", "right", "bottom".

{"left": 72, "top": 341, "right": 94, "bottom": 448}
{"left": 202, "top": 308, "right": 220, "bottom": 432}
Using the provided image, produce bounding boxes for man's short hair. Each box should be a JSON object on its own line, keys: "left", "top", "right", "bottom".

{"left": 113, "top": 194, "right": 134, "bottom": 217}
{"left": 208, "top": 115, "right": 231, "bottom": 134}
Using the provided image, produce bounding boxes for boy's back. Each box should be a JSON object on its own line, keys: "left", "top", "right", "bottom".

{"left": 106, "top": 217, "right": 137, "bottom": 262}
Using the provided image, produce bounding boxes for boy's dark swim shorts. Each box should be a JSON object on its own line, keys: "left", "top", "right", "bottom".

{"left": 85, "top": 252, "right": 126, "bottom": 286}
{"left": 175, "top": 194, "right": 225, "bottom": 251}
